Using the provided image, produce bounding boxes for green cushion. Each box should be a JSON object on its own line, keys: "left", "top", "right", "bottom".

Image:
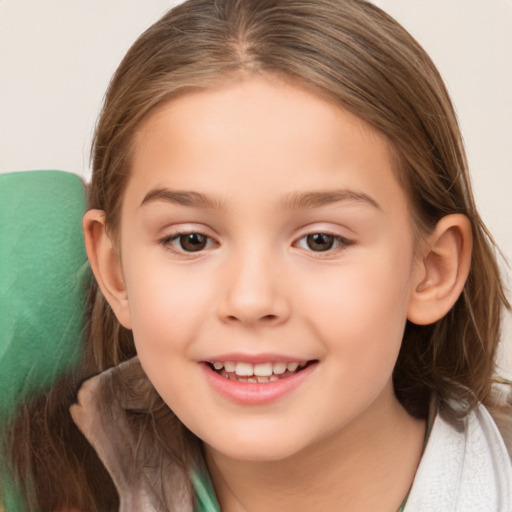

{"left": 0, "top": 170, "right": 90, "bottom": 509}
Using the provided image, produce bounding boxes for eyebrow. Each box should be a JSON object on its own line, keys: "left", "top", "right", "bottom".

{"left": 140, "top": 188, "right": 224, "bottom": 209}
{"left": 140, "top": 187, "right": 380, "bottom": 211}
{"left": 281, "top": 190, "right": 381, "bottom": 210}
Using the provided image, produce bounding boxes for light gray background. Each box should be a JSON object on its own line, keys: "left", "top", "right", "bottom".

{"left": 1, "top": 0, "right": 511, "bottom": 376}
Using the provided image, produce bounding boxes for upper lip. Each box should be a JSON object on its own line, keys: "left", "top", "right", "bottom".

{"left": 202, "top": 353, "right": 312, "bottom": 364}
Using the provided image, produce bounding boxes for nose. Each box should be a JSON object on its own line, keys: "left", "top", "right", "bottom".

{"left": 217, "top": 249, "right": 290, "bottom": 327}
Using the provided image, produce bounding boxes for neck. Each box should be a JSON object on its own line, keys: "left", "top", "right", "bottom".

{"left": 204, "top": 389, "right": 426, "bottom": 512}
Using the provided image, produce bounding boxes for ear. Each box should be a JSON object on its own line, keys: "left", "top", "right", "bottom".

{"left": 83, "top": 210, "right": 132, "bottom": 329}
{"left": 407, "top": 214, "right": 472, "bottom": 326}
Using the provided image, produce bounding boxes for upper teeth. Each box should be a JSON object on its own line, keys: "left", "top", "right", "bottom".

{"left": 212, "top": 361, "right": 306, "bottom": 377}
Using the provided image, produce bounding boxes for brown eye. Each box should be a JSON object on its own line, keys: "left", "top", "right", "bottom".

{"left": 306, "top": 233, "right": 335, "bottom": 251}
{"left": 161, "top": 230, "right": 216, "bottom": 255}
{"left": 295, "top": 232, "right": 353, "bottom": 253}
{"left": 179, "top": 233, "right": 208, "bottom": 252}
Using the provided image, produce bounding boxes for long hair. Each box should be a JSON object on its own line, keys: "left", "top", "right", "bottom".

{"left": 5, "top": 0, "right": 509, "bottom": 509}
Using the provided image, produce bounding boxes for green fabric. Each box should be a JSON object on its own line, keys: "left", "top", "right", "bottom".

{"left": 0, "top": 170, "right": 90, "bottom": 511}
{"left": 191, "top": 470, "right": 221, "bottom": 512}
{"left": 397, "top": 494, "right": 408, "bottom": 512}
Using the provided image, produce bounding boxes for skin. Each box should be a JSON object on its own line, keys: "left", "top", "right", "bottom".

{"left": 84, "top": 76, "right": 473, "bottom": 511}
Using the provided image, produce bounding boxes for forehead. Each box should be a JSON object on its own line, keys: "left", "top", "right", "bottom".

{"left": 126, "top": 76, "right": 408, "bottom": 217}
{"left": 132, "top": 76, "right": 389, "bottom": 161}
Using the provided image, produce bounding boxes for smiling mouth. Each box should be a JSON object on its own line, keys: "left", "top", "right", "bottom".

{"left": 205, "top": 360, "right": 315, "bottom": 383}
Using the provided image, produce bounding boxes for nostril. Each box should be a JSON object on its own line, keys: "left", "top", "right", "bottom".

{"left": 225, "top": 314, "right": 278, "bottom": 323}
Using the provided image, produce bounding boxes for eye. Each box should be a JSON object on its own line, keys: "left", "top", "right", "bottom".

{"left": 296, "top": 232, "right": 352, "bottom": 252}
{"left": 162, "top": 232, "right": 215, "bottom": 253}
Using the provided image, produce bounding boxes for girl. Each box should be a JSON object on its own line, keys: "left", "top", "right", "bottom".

{"left": 4, "top": 0, "right": 511, "bottom": 510}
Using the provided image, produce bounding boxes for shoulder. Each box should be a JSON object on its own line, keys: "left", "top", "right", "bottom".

{"left": 487, "top": 377, "right": 512, "bottom": 459}
{"left": 405, "top": 396, "right": 512, "bottom": 511}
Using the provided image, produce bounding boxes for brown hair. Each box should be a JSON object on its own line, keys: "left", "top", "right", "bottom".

{"left": 5, "top": 0, "right": 509, "bottom": 509}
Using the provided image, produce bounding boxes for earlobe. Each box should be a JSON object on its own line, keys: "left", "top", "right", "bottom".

{"left": 83, "top": 210, "right": 132, "bottom": 329}
{"left": 407, "top": 214, "right": 472, "bottom": 326}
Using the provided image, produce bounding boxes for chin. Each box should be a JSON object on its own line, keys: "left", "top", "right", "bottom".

{"left": 200, "top": 427, "right": 308, "bottom": 462}
{"left": 212, "top": 442, "right": 301, "bottom": 463}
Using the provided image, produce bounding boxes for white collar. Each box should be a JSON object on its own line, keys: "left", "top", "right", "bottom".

{"left": 405, "top": 403, "right": 512, "bottom": 511}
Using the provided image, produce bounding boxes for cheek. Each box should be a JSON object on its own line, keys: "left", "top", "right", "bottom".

{"left": 122, "top": 256, "right": 212, "bottom": 354}
{"left": 122, "top": 264, "right": 211, "bottom": 410}
{"left": 306, "top": 252, "right": 411, "bottom": 324}
{"left": 299, "top": 249, "right": 413, "bottom": 370}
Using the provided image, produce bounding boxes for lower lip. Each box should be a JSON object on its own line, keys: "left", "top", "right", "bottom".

{"left": 201, "top": 362, "right": 317, "bottom": 405}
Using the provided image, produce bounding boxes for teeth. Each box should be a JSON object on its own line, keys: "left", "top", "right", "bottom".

{"left": 272, "top": 362, "right": 287, "bottom": 375}
{"left": 254, "top": 363, "right": 273, "bottom": 377}
{"left": 224, "top": 361, "right": 236, "bottom": 372}
{"left": 235, "top": 362, "right": 253, "bottom": 376}
{"left": 210, "top": 360, "right": 308, "bottom": 379}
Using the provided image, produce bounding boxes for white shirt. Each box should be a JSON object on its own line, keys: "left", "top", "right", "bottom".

{"left": 405, "top": 403, "right": 512, "bottom": 511}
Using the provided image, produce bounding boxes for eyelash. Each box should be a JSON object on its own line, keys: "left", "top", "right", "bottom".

{"left": 294, "top": 232, "right": 354, "bottom": 253}
{"left": 160, "top": 231, "right": 217, "bottom": 255}
{"left": 159, "top": 230, "right": 353, "bottom": 256}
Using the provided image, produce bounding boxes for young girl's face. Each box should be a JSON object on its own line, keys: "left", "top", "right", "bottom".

{"left": 115, "top": 77, "right": 424, "bottom": 461}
